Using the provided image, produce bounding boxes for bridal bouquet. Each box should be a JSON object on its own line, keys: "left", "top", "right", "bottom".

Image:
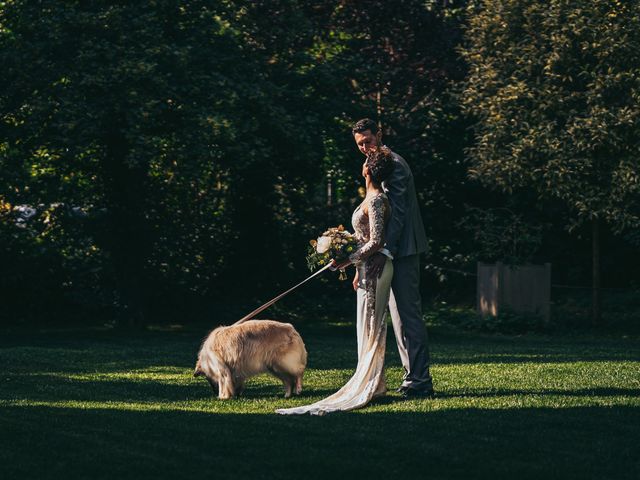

{"left": 306, "top": 225, "right": 358, "bottom": 280}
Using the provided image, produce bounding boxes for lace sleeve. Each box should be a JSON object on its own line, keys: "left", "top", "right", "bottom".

{"left": 349, "top": 194, "right": 387, "bottom": 265}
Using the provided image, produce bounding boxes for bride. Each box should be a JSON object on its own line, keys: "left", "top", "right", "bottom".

{"left": 276, "top": 148, "right": 395, "bottom": 415}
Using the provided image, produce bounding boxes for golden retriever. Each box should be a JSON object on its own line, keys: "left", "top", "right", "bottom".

{"left": 194, "top": 320, "right": 307, "bottom": 399}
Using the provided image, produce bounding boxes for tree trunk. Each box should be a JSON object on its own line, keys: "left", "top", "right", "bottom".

{"left": 591, "top": 218, "right": 601, "bottom": 326}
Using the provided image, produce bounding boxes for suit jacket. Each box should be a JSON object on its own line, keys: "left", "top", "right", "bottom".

{"left": 382, "top": 149, "right": 428, "bottom": 259}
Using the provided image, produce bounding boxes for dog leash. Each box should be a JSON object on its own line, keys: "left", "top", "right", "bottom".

{"left": 233, "top": 262, "right": 335, "bottom": 325}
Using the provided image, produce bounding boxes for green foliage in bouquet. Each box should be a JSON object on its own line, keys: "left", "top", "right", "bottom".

{"left": 306, "top": 225, "right": 358, "bottom": 272}
{"left": 305, "top": 247, "right": 331, "bottom": 272}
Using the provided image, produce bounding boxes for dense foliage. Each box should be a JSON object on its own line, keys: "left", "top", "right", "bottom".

{"left": 1, "top": 0, "right": 638, "bottom": 326}
{"left": 0, "top": 1, "right": 324, "bottom": 324}
{"left": 461, "top": 0, "right": 640, "bottom": 232}
{"left": 460, "top": 0, "right": 640, "bottom": 321}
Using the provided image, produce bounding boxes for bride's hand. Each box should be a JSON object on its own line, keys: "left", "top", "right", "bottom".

{"left": 352, "top": 270, "right": 359, "bottom": 291}
{"left": 330, "top": 259, "right": 351, "bottom": 271}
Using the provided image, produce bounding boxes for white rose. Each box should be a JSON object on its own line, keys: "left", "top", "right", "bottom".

{"left": 316, "top": 236, "right": 332, "bottom": 254}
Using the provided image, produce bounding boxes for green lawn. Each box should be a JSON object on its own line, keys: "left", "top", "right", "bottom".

{"left": 1, "top": 323, "right": 639, "bottom": 479}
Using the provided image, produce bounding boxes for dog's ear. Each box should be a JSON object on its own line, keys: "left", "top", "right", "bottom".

{"left": 194, "top": 359, "right": 204, "bottom": 377}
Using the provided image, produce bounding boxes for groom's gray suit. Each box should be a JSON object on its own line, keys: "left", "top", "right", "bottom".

{"left": 382, "top": 149, "right": 433, "bottom": 392}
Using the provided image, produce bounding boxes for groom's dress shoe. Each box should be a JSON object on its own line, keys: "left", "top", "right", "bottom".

{"left": 399, "top": 386, "right": 435, "bottom": 399}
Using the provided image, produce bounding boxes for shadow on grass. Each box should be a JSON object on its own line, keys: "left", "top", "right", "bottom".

{"left": 1, "top": 326, "right": 638, "bottom": 373}
{"left": 437, "top": 387, "right": 640, "bottom": 399}
{"left": 2, "top": 373, "right": 343, "bottom": 403}
{"left": 0, "top": 404, "right": 638, "bottom": 480}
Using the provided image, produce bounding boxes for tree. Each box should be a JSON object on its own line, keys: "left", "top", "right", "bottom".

{"left": 0, "top": 1, "right": 323, "bottom": 325}
{"left": 461, "top": 0, "right": 640, "bottom": 324}
{"left": 301, "top": 1, "right": 476, "bottom": 281}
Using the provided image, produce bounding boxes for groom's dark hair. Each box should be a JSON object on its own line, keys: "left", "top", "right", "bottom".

{"left": 352, "top": 118, "right": 379, "bottom": 136}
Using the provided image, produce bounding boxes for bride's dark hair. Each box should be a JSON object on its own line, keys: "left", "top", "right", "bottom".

{"left": 366, "top": 147, "right": 395, "bottom": 185}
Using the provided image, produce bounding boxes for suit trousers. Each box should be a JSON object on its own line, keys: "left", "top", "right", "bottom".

{"left": 388, "top": 254, "right": 433, "bottom": 391}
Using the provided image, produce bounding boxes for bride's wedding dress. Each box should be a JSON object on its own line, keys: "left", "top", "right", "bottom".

{"left": 276, "top": 192, "right": 393, "bottom": 415}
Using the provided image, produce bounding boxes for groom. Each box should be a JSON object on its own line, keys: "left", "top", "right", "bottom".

{"left": 352, "top": 118, "right": 434, "bottom": 398}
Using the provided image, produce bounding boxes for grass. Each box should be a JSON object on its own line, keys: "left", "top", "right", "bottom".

{"left": 1, "top": 321, "right": 639, "bottom": 479}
